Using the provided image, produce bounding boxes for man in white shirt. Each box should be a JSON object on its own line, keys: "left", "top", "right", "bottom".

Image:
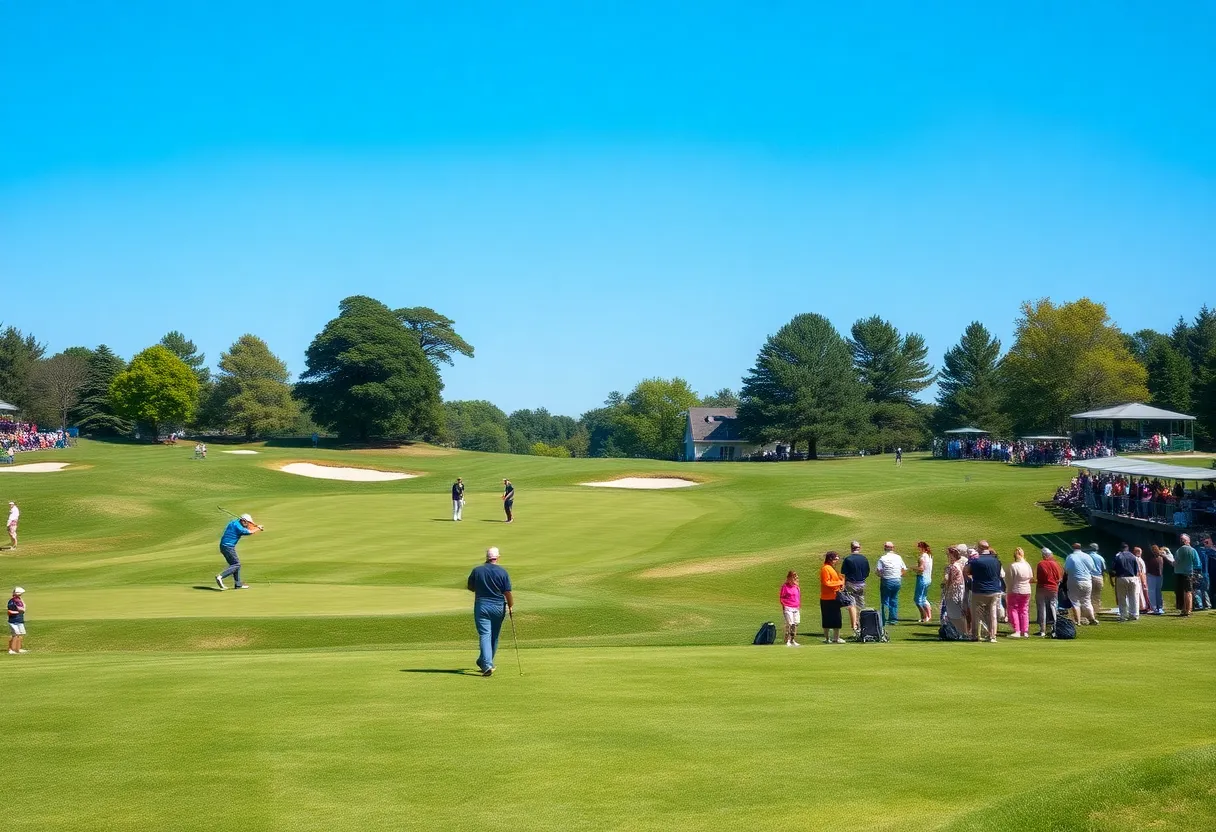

{"left": 875, "top": 542, "right": 908, "bottom": 625}
{"left": 6, "top": 501, "right": 17, "bottom": 550}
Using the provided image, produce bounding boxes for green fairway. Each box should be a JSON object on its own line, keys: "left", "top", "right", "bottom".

{"left": 3, "top": 440, "right": 1214, "bottom": 831}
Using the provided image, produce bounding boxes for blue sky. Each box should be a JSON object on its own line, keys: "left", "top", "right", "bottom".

{"left": 2, "top": 2, "right": 1213, "bottom": 415}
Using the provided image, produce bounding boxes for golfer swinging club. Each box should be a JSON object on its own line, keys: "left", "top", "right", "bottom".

{"left": 467, "top": 546, "right": 513, "bottom": 676}
{"left": 215, "top": 513, "right": 262, "bottom": 590}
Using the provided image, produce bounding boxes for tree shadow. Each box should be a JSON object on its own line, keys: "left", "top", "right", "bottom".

{"left": 400, "top": 668, "right": 482, "bottom": 676}
{"left": 191, "top": 585, "right": 224, "bottom": 592}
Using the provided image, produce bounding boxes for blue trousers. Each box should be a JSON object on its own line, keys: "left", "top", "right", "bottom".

{"left": 474, "top": 598, "right": 506, "bottom": 671}
{"left": 880, "top": 579, "right": 902, "bottom": 624}
{"left": 219, "top": 544, "right": 242, "bottom": 585}
{"left": 1147, "top": 574, "right": 1164, "bottom": 612}
{"left": 914, "top": 575, "right": 930, "bottom": 608}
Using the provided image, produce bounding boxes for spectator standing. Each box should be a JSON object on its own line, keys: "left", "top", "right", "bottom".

{"left": 467, "top": 546, "right": 513, "bottom": 676}
{"left": 1194, "top": 538, "right": 1211, "bottom": 611}
{"left": 943, "top": 547, "right": 968, "bottom": 633}
{"left": 1111, "top": 545, "right": 1140, "bottom": 622}
{"left": 1145, "top": 545, "right": 1166, "bottom": 615}
{"left": 1173, "top": 534, "right": 1201, "bottom": 616}
{"left": 779, "top": 571, "right": 801, "bottom": 647}
{"left": 1034, "top": 547, "right": 1063, "bottom": 637}
{"left": 7, "top": 587, "right": 25, "bottom": 654}
{"left": 965, "top": 548, "right": 1003, "bottom": 642}
{"left": 1087, "top": 543, "right": 1106, "bottom": 616}
{"left": 502, "top": 479, "right": 515, "bottom": 523}
{"left": 1203, "top": 538, "right": 1216, "bottom": 611}
{"left": 914, "top": 541, "right": 934, "bottom": 623}
{"left": 1005, "top": 547, "right": 1033, "bottom": 637}
{"left": 818, "top": 554, "right": 846, "bottom": 644}
{"left": 840, "top": 541, "right": 870, "bottom": 635}
{"left": 1064, "top": 543, "right": 1099, "bottom": 625}
{"left": 1134, "top": 547, "right": 1150, "bottom": 615}
{"left": 875, "top": 542, "right": 908, "bottom": 625}
{"left": 451, "top": 477, "right": 465, "bottom": 522}
{"left": 5, "top": 501, "right": 16, "bottom": 550}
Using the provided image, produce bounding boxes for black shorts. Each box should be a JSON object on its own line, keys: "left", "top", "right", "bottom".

{"left": 1176, "top": 574, "right": 1195, "bottom": 596}
{"left": 820, "top": 599, "right": 843, "bottom": 630}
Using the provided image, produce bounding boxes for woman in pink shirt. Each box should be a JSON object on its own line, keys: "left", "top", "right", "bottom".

{"left": 779, "top": 571, "right": 801, "bottom": 647}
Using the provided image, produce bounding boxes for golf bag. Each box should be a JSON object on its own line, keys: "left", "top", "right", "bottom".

{"left": 858, "top": 609, "right": 888, "bottom": 643}
{"left": 938, "top": 619, "right": 965, "bottom": 641}
{"left": 1053, "top": 616, "right": 1077, "bottom": 640}
{"left": 753, "top": 621, "right": 777, "bottom": 645}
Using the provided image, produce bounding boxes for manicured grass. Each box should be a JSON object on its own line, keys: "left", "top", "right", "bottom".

{"left": 2, "top": 440, "right": 1214, "bottom": 831}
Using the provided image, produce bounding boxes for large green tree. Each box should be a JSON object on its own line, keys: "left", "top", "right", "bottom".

{"left": 611, "top": 378, "right": 701, "bottom": 460}
{"left": 295, "top": 296, "right": 443, "bottom": 441}
{"left": 109, "top": 346, "right": 200, "bottom": 439}
{"left": 579, "top": 394, "right": 626, "bottom": 458}
{"left": 848, "top": 316, "right": 935, "bottom": 451}
{"left": 395, "top": 307, "right": 474, "bottom": 367}
{"left": 208, "top": 335, "right": 299, "bottom": 440}
{"left": 0, "top": 325, "right": 47, "bottom": 414}
{"left": 934, "top": 322, "right": 1011, "bottom": 436}
{"left": 1002, "top": 298, "right": 1148, "bottom": 434}
{"left": 159, "top": 331, "right": 211, "bottom": 385}
{"left": 737, "top": 313, "right": 868, "bottom": 459}
{"left": 507, "top": 408, "right": 579, "bottom": 455}
{"left": 443, "top": 400, "right": 510, "bottom": 453}
{"left": 1173, "top": 307, "right": 1216, "bottom": 446}
{"left": 71, "top": 345, "right": 132, "bottom": 436}
{"left": 700, "top": 388, "right": 740, "bottom": 407}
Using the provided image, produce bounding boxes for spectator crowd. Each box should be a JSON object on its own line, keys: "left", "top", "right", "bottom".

{"left": 0, "top": 420, "right": 69, "bottom": 459}
{"left": 783, "top": 534, "right": 1215, "bottom": 644}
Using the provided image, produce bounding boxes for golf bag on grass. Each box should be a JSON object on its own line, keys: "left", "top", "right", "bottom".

{"left": 938, "top": 619, "right": 965, "bottom": 641}
{"left": 753, "top": 621, "right": 777, "bottom": 645}
{"left": 858, "top": 609, "right": 889, "bottom": 643}
{"left": 1053, "top": 616, "right": 1077, "bottom": 640}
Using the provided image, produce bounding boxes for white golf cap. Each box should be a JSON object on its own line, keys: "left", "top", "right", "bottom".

{"left": 884, "top": 541, "right": 894, "bottom": 549}
{"left": 13, "top": 587, "right": 24, "bottom": 595}
{"left": 240, "top": 513, "right": 253, "bottom": 522}
{"left": 486, "top": 547, "right": 500, "bottom": 561}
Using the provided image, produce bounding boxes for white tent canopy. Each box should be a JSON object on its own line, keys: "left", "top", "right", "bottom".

{"left": 0, "top": 399, "right": 17, "bottom": 413}
{"left": 1071, "top": 403, "right": 1195, "bottom": 421}
{"left": 943, "top": 427, "right": 989, "bottom": 435}
{"left": 1073, "top": 456, "right": 1216, "bottom": 481}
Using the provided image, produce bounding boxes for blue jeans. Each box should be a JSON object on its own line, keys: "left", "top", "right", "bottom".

{"left": 880, "top": 579, "right": 901, "bottom": 624}
{"left": 1196, "top": 574, "right": 1210, "bottom": 609}
{"left": 914, "top": 575, "right": 930, "bottom": 608}
{"left": 219, "top": 544, "right": 242, "bottom": 585}
{"left": 474, "top": 598, "right": 506, "bottom": 671}
{"left": 1147, "top": 574, "right": 1164, "bottom": 612}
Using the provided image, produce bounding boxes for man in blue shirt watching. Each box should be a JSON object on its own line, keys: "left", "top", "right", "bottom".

{"left": 1064, "top": 543, "right": 1099, "bottom": 625}
{"left": 1173, "top": 534, "right": 1201, "bottom": 617}
{"left": 215, "top": 513, "right": 262, "bottom": 590}
{"left": 467, "top": 547, "right": 514, "bottom": 677}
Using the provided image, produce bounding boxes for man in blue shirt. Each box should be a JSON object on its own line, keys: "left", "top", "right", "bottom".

{"left": 1173, "top": 534, "right": 1201, "bottom": 616}
{"left": 467, "top": 547, "right": 514, "bottom": 676}
{"left": 1064, "top": 543, "right": 1098, "bottom": 625}
{"left": 215, "top": 513, "right": 262, "bottom": 590}
{"left": 502, "top": 479, "right": 515, "bottom": 523}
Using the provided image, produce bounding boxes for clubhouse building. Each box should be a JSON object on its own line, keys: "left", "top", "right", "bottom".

{"left": 683, "top": 407, "right": 775, "bottom": 461}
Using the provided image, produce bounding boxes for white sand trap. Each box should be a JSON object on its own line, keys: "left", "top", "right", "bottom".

{"left": 280, "top": 462, "right": 415, "bottom": 482}
{"left": 222, "top": 450, "right": 259, "bottom": 455}
{"left": 0, "top": 462, "right": 70, "bottom": 473}
{"left": 581, "top": 477, "right": 698, "bottom": 489}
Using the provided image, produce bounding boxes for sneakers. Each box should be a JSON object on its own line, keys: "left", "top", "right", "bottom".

{"left": 1037, "top": 632, "right": 1046, "bottom": 637}
{"left": 17, "top": 649, "right": 26, "bottom": 653}
{"left": 482, "top": 667, "right": 494, "bottom": 677}
{"left": 214, "top": 576, "right": 225, "bottom": 590}
{"left": 833, "top": 638, "right": 846, "bottom": 644}
{"left": 235, "top": 584, "right": 250, "bottom": 590}
{"left": 7, "top": 650, "right": 15, "bottom": 655}
{"left": 790, "top": 641, "right": 801, "bottom": 647}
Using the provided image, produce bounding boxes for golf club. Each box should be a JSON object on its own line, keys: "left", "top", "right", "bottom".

{"left": 507, "top": 606, "right": 523, "bottom": 676}
{"left": 217, "top": 505, "right": 264, "bottom": 530}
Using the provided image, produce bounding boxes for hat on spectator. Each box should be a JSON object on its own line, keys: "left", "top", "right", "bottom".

{"left": 12, "top": 587, "right": 23, "bottom": 595}
{"left": 486, "top": 547, "right": 500, "bottom": 561}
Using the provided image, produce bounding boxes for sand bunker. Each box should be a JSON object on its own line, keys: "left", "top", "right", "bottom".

{"left": 0, "top": 462, "right": 70, "bottom": 473}
{"left": 580, "top": 477, "right": 698, "bottom": 489}
{"left": 222, "top": 450, "right": 259, "bottom": 455}
{"left": 280, "top": 462, "right": 415, "bottom": 482}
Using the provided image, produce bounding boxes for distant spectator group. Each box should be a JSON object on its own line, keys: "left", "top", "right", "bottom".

{"left": 935, "top": 436, "right": 1119, "bottom": 465}
{"left": 782, "top": 534, "right": 1216, "bottom": 644}
{"left": 0, "top": 421, "right": 68, "bottom": 459}
{"left": 1053, "top": 471, "right": 1216, "bottom": 527}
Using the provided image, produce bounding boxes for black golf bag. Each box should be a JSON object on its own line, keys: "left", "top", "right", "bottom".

{"left": 752, "top": 621, "right": 777, "bottom": 645}
{"left": 1053, "top": 616, "right": 1077, "bottom": 640}
{"left": 938, "top": 619, "right": 966, "bottom": 641}
{"left": 858, "top": 609, "right": 888, "bottom": 643}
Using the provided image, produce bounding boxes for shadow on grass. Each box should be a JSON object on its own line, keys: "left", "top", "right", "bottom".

{"left": 400, "top": 669, "right": 481, "bottom": 676}
{"left": 191, "top": 585, "right": 224, "bottom": 592}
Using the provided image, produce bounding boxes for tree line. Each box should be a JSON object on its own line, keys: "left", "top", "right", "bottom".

{"left": 1, "top": 296, "right": 1213, "bottom": 456}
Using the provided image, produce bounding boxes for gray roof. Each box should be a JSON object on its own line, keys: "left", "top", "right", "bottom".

{"left": 943, "top": 427, "right": 989, "bottom": 435}
{"left": 687, "top": 407, "right": 744, "bottom": 442}
{"left": 0, "top": 400, "right": 16, "bottom": 413}
{"left": 1074, "top": 456, "right": 1216, "bottom": 481}
{"left": 1071, "top": 403, "right": 1194, "bottom": 421}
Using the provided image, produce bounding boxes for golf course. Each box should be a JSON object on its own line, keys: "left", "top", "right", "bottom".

{"left": 2, "top": 440, "right": 1212, "bottom": 831}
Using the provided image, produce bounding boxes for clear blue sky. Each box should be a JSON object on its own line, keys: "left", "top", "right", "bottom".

{"left": 2, "top": 2, "right": 1213, "bottom": 415}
